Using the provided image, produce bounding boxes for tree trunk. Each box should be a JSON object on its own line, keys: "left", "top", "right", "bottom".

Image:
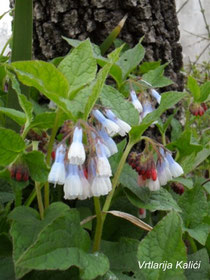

{"left": 11, "top": 0, "right": 184, "bottom": 90}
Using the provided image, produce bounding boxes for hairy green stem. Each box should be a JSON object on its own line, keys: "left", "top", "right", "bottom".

{"left": 103, "top": 141, "right": 133, "bottom": 213}
{"left": 32, "top": 141, "right": 44, "bottom": 219}
{"left": 35, "top": 182, "right": 44, "bottom": 220}
{"left": 25, "top": 183, "right": 44, "bottom": 207}
{"left": 93, "top": 197, "right": 103, "bottom": 252}
{"left": 162, "top": 133, "right": 166, "bottom": 146}
{"left": 92, "top": 141, "right": 133, "bottom": 251}
{"left": 14, "top": 189, "right": 22, "bottom": 207}
{"left": 44, "top": 109, "right": 61, "bottom": 208}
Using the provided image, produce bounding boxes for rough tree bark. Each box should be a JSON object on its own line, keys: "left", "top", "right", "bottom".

{"left": 11, "top": 0, "right": 184, "bottom": 90}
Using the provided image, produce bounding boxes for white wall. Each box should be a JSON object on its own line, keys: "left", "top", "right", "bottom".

{"left": 176, "top": 0, "right": 210, "bottom": 63}
{"left": 0, "top": 1, "right": 11, "bottom": 55}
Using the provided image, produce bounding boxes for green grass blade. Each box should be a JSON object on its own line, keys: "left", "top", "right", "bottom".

{"left": 100, "top": 14, "right": 127, "bottom": 55}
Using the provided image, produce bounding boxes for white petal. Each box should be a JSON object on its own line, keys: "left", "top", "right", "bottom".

{"left": 68, "top": 142, "right": 86, "bottom": 165}
{"left": 158, "top": 165, "right": 172, "bottom": 186}
{"left": 151, "top": 89, "right": 161, "bottom": 104}
{"left": 103, "top": 140, "right": 118, "bottom": 156}
{"left": 146, "top": 178, "right": 160, "bottom": 191}
{"left": 78, "top": 177, "right": 92, "bottom": 200}
{"left": 116, "top": 119, "right": 131, "bottom": 136}
{"left": 101, "top": 143, "right": 111, "bottom": 158}
{"left": 132, "top": 99, "right": 143, "bottom": 113}
{"left": 96, "top": 157, "right": 112, "bottom": 176}
{"left": 169, "top": 162, "right": 184, "bottom": 178}
{"left": 91, "top": 176, "right": 112, "bottom": 197}
{"left": 64, "top": 175, "right": 83, "bottom": 199}
{"left": 104, "top": 119, "right": 120, "bottom": 136}
{"left": 48, "top": 162, "right": 66, "bottom": 185}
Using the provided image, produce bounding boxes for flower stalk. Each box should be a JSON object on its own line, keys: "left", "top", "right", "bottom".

{"left": 44, "top": 108, "right": 62, "bottom": 208}
{"left": 32, "top": 141, "right": 44, "bottom": 219}
{"left": 93, "top": 197, "right": 103, "bottom": 252}
{"left": 93, "top": 140, "right": 133, "bottom": 251}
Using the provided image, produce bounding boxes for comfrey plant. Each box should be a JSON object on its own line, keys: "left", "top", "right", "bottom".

{"left": 0, "top": 37, "right": 209, "bottom": 280}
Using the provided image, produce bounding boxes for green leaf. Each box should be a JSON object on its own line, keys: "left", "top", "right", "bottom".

{"left": 14, "top": 207, "right": 109, "bottom": 280}
{"left": 23, "top": 151, "right": 49, "bottom": 182}
{"left": 167, "top": 129, "right": 202, "bottom": 158}
{"left": 129, "top": 91, "right": 187, "bottom": 144}
{"left": 178, "top": 184, "right": 208, "bottom": 228}
{"left": 120, "top": 163, "right": 140, "bottom": 193}
{"left": 0, "top": 192, "right": 14, "bottom": 205}
{"left": 191, "top": 148, "right": 210, "bottom": 170}
{"left": 96, "top": 45, "right": 125, "bottom": 87}
{"left": 8, "top": 71, "right": 34, "bottom": 129}
{"left": 101, "top": 238, "right": 140, "bottom": 276}
{"left": 0, "top": 107, "right": 26, "bottom": 126}
{"left": 62, "top": 37, "right": 101, "bottom": 58}
{"left": 58, "top": 39, "right": 97, "bottom": 97}
{"left": 21, "top": 248, "right": 109, "bottom": 280}
{"left": 61, "top": 85, "right": 92, "bottom": 118}
{"left": 139, "top": 61, "right": 161, "bottom": 74}
{"left": 184, "top": 224, "right": 210, "bottom": 245}
{"left": 83, "top": 63, "right": 112, "bottom": 120}
{"left": 18, "top": 94, "right": 34, "bottom": 125}
{"left": 171, "top": 118, "right": 183, "bottom": 142}
{"left": 0, "top": 233, "right": 15, "bottom": 280}
{"left": 198, "top": 81, "right": 210, "bottom": 102}
{"left": 77, "top": 46, "right": 124, "bottom": 119}
{"left": 11, "top": 61, "right": 69, "bottom": 98}
{"left": 20, "top": 269, "right": 81, "bottom": 280}
{"left": 185, "top": 249, "right": 210, "bottom": 280}
{"left": 136, "top": 211, "right": 186, "bottom": 280}
{"left": 187, "top": 76, "right": 200, "bottom": 101}
{"left": 117, "top": 41, "right": 145, "bottom": 81}
{"left": 100, "top": 85, "right": 139, "bottom": 126}
{"left": 179, "top": 152, "right": 197, "bottom": 174}
{"left": 10, "top": 61, "right": 75, "bottom": 118}
{"left": 0, "top": 177, "right": 14, "bottom": 205}
{"left": 9, "top": 202, "right": 74, "bottom": 278}
{"left": 142, "top": 64, "right": 173, "bottom": 88}
{"left": 0, "top": 128, "right": 25, "bottom": 166}
{"left": 98, "top": 271, "right": 119, "bottom": 280}
{"left": 125, "top": 186, "right": 182, "bottom": 212}
{"left": 180, "top": 147, "right": 210, "bottom": 175}
{"left": 203, "top": 181, "right": 210, "bottom": 194}
{"left": 30, "top": 112, "right": 56, "bottom": 129}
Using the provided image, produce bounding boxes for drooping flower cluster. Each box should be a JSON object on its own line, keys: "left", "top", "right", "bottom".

{"left": 128, "top": 147, "right": 184, "bottom": 191}
{"left": 48, "top": 108, "right": 131, "bottom": 200}
{"left": 9, "top": 162, "right": 29, "bottom": 182}
{"left": 189, "top": 102, "right": 208, "bottom": 116}
{"left": 129, "top": 88, "right": 161, "bottom": 124}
